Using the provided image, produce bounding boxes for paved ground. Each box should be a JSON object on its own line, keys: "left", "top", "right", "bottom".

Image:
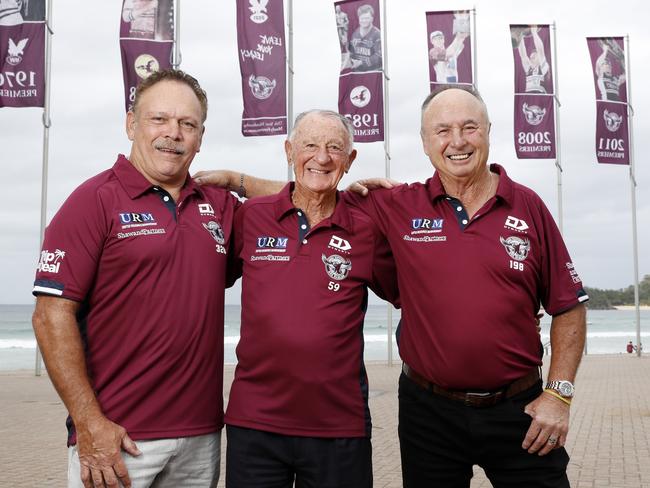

{"left": 1, "top": 355, "right": 649, "bottom": 487}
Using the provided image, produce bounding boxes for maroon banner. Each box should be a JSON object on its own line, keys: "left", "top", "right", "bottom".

{"left": 587, "top": 37, "right": 629, "bottom": 165}
{"left": 120, "top": 0, "right": 174, "bottom": 112}
{"left": 335, "top": 0, "right": 384, "bottom": 143}
{"left": 0, "top": 0, "right": 46, "bottom": 108}
{"left": 510, "top": 25, "right": 556, "bottom": 159}
{"left": 425, "top": 10, "right": 472, "bottom": 90}
{"left": 236, "top": 0, "right": 287, "bottom": 137}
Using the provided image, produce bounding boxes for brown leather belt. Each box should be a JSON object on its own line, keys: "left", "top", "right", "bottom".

{"left": 402, "top": 363, "right": 541, "bottom": 408}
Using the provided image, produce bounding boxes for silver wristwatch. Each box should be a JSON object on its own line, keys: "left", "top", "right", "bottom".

{"left": 545, "top": 380, "right": 575, "bottom": 398}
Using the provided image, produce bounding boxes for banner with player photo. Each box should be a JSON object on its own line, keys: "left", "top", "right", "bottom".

{"left": 510, "top": 24, "right": 556, "bottom": 159}
{"left": 119, "top": 0, "right": 174, "bottom": 112}
{"left": 425, "top": 10, "right": 472, "bottom": 90}
{"left": 236, "top": 0, "right": 287, "bottom": 137}
{"left": 335, "top": 0, "right": 383, "bottom": 143}
{"left": 586, "top": 37, "right": 629, "bottom": 165}
{"left": 0, "top": 0, "right": 46, "bottom": 108}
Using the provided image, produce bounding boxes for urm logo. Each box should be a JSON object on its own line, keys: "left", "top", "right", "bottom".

{"left": 257, "top": 237, "right": 288, "bottom": 248}
{"left": 412, "top": 218, "right": 443, "bottom": 230}
{"left": 119, "top": 213, "right": 155, "bottom": 224}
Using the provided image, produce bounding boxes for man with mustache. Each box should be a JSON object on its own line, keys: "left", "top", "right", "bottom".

{"left": 32, "top": 69, "right": 234, "bottom": 487}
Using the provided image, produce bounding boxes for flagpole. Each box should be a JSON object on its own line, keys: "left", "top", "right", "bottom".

{"left": 172, "top": 0, "right": 181, "bottom": 67}
{"left": 35, "top": 0, "right": 54, "bottom": 377}
{"left": 472, "top": 6, "right": 477, "bottom": 88}
{"left": 623, "top": 35, "right": 641, "bottom": 357}
{"left": 286, "top": 0, "right": 294, "bottom": 181}
{"left": 552, "top": 22, "right": 563, "bottom": 234}
{"left": 381, "top": 0, "right": 393, "bottom": 366}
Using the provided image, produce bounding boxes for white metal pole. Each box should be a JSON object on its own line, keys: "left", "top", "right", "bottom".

{"left": 624, "top": 35, "right": 641, "bottom": 357}
{"left": 381, "top": 0, "right": 393, "bottom": 366}
{"left": 286, "top": 0, "right": 294, "bottom": 181}
{"left": 552, "top": 22, "right": 563, "bottom": 234}
{"left": 172, "top": 0, "right": 181, "bottom": 68}
{"left": 472, "top": 6, "right": 477, "bottom": 88}
{"left": 35, "top": 0, "right": 54, "bottom": 377}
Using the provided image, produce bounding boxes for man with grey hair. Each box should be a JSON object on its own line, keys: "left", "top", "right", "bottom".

{"left": 221, "top": 109, "right": 398, "bottom": 488}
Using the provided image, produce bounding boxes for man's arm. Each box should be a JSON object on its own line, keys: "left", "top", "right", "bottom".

{"left": 33, "top": 296, "right": 140, "bottom": 488}
{"left": 518, "top": 39, "right": 531, "bottom": 72}
{"left": 521, "top": 303, "right": 586, "bottom": 456}
{"left": 193, "top": 170, "right": 284, "bottom": 198}
{"left": 531, "top": 27, "right": 546, "bottom": 64}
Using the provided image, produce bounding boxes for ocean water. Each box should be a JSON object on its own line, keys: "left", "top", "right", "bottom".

{"left": 1, "top": 304, "right": 647, "bottom": 371}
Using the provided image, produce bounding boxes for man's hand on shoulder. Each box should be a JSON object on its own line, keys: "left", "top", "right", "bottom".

{"left": 522, "top": 392, "right": 570, "bottom": 456}
{"left": 76, "top": 415, "right": 141, "bottom": 488}
{"left": 346, "top": 178, "right": 401, "bottom": 196}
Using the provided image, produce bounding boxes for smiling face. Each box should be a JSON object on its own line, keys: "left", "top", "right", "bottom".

{"left": 358, "top": 12, "right": 374, "bottom": 29}
{"left": 126, "top": 80, "right": 204, "bottom": 189}
{"left": 420, "top": 88, "right": 490, "bottom": 182}
{"left": 286, "top": 113, "right": 356, "bottom": 197}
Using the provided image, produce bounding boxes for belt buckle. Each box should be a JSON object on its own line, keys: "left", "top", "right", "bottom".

{"left": 463, "top": 390, "right": 502, "bottom": 407}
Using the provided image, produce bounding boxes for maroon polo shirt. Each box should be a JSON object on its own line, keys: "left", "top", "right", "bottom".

{"left": 225, "top": 183, "right": 398, "bottom": 438}
{"left": 33, "top": 154, "right": 237, "bottom": 445}
{"left": 346, "top": 164, "right": 588, "bottom": 390}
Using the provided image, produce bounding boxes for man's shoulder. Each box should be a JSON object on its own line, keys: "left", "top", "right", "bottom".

{"left": 64, "top": 167, "right": 120, "bottom": 204}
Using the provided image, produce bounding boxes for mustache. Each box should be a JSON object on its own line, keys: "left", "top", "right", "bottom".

{"left": 153, "top": 141, "right": 185, "bottom": 155}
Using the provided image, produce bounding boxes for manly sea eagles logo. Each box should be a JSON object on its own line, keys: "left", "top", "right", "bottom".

{"left": 522, "top": 103, "right": 546, "bottom": 126}
{"left": 249, "top": 75, "right": 276, "bottom": 100}
{"left": 134, "top": 54, "right": 159, "bottom": 79}
{"left": 6, "top": 38, "right": 28, "bottom": 66}
{"left": 603, "top": 109, "right": 623, "bottom": 132}
{"left": 322, "top": 254, "right": 352, "bottom": 281}
{"left": 500, "top": 236, "right": 531, "bottom": 262}
{"left": 350, "top": 86, "right": 371, "bottom": 108}
{"left": 203, "top": 221, "right": 225, "bottom": 245}
{"left": 249, "top": 0, "right": 269, "bottom": 23}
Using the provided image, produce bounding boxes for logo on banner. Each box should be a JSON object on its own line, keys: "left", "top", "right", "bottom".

{"left": 350, "top": 86, "right": 371, "bottom": 108}
{"left": 500, "top": 236, "right": 530, "bottom": 261}
{"left": 603, "top": 109, "right": 623, "bottom": 132}
{"left": 248, "top": 75, "right": 276, "bottom": 100}
{"left": 522, "top": 103, "right": 546, "bottom": 126}
{"left": 322, "top": 254, "right": 352, "bottom": 281}
{"left": 37, "top": 249, "right": 66, "bottom": 274}
{"left": 6, "top": 38, "right": 28, "bottom": 66}
{"left": 203, "top": 221, "right": 225, "bottom": 245}
{"left": 134, "top": 54, "right": 160, "bottom": 79}
{"left": 249, "top": 0, "right": 269, "bottom": 23}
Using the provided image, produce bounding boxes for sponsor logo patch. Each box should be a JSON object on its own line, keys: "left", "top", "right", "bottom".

{"left": 119, "top": 212, "right": 157, "bottom": 229}
{"left": 500, "top": 236, "right": 531, "bottom": 262}
{"left": 328, "top": 235, "right": 351, "bottom": 253}
{"left": 566, "top": 262, "right": 583, "bottom": 284}
{"left": 256, "top": 236, "right": 288, "bottom": 253}
{"left": 198, "top": 203, "right": 214, "bottom": 216}
{"left": 504, "top": 216, "right": 529, "bottom": 232}
{"left": 411, "top": 218, "right": 444, "bottom": 234}
{"left": 36, "top": 249, "right": 66, "bottom": 274}
{"left": 322, "top": 254, "right": 352, "bottom": 281}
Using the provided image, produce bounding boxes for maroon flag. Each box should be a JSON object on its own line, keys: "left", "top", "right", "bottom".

{"left": 425, "top": 10, "right": 472, "bottom": 90}
{"left": 120, "top": 0, "right": 174, "bottom": 112}
{"left": 236, "top": 0, "right": 287, "bottom": 137}
{"left": 335, "top": 0, "right": 384, "bottom": 143}
{"left": 0, "top": 0, "right": 46, "bottom": 108}
{"left": 586, "top": 37, "right": 629, "bottom": 165}
{"left": 510, "top": 25, "right": 556, "bottom": 159}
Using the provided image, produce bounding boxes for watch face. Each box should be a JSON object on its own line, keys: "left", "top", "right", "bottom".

{"left": 559, "top": 382, "right": 574, "bottom": 396}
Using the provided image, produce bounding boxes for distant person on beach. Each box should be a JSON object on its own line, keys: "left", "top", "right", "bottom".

{"left": 219, "top": 110, "right": 398, "bottom": 488}
{"left": 32, "top": 70, "right": 234, "bottom": 488}
{"left": 627, "top": 341, "right": 634, "bottom": 353}
{"left": 195, "top": 86, "right": 582, "bottom": 487}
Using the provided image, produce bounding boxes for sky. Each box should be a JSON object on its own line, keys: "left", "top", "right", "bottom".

{"left": 1, "top": 0, "right": 648, "bottom": 305}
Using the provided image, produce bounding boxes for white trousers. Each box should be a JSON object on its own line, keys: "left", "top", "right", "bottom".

{"left": 67, "top": 431, "right": 221, "bottom": 488}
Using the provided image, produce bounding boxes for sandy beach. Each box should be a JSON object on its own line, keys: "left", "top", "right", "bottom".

{"left": 2, "top": 355, "right": 649, "bottom": 487}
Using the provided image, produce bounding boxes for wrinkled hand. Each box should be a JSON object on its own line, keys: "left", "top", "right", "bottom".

{"left": 522, "top": 392, "right": 570, "bottom": 456}
{"left": 193, "top": 170, "right": 232, "bottom": 189}
{"left": 346, "top": 178, "right": 401, "bottom": 196}
{"left": 76, "top": 416, "right": 141, "bottom": 488}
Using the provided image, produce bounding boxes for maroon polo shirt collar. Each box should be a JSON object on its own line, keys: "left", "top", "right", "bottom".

{"left": 274, "top": 182, "right": 353, "bottom": 233}
{"left": 112, "top": 154, "right": 204, "bottom": 201}
{"left": 425, "top": 163, "right": 515, "bottom": 206}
